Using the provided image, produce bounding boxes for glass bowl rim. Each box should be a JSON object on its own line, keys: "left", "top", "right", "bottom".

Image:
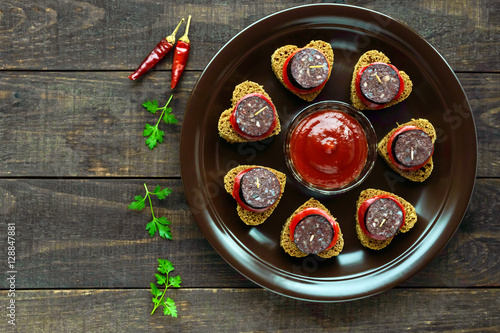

{"left": 283, "top": 100, "right": 378, "bottom": 196}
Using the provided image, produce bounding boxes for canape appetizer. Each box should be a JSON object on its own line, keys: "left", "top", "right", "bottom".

{"left": 271, "top": 40, "right": 334, "bottom": 102}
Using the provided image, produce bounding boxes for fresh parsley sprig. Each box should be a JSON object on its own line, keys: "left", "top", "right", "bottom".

{"left": 142, "top": 95, "right": 178, "bottom": 150}
{"left": 129, "top": 184, "right": 173, "bottom": 239}
{"left": 150, "top": 258, "right": 182, "bottom": 317}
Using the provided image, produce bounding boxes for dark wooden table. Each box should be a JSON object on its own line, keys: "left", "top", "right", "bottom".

{"left": 1, "top": 1, "right": 498, "bottom": 331}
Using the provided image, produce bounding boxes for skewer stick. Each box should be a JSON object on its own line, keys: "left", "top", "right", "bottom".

{"left": 254, "top": 106, "right": 267, "bottom": 116}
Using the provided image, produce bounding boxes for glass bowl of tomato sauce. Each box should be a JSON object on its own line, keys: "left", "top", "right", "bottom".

{"left": 284, "top": 100, "right": 377, "bottom": 196}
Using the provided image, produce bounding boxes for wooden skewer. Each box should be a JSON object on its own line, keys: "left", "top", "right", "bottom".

{"left": 254, "top": 106, "right": 267, "bottom": 116}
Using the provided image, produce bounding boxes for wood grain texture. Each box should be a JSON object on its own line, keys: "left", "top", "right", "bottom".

{"left": 0, "top": 178, "right": 497, "bottom": 289}
{"left": 460, "top": 73, "right": 500, "bottom": 177}
{"left": 0, "top": 71, "right": 497, "bottom": 177}
{"left": 0, "top": 0, "right": 339, "bottom": 71}
{"left": 0, "top": 178, "right": 252, "bottom": 289}
{"left": 0, "top": 71, "right": 189, "bottom": 177}
{"left": 1, "top": 288, "right": 499, "bottom": 332}
{"left": 0, "top": 0, "right": 497, "bottom": 72}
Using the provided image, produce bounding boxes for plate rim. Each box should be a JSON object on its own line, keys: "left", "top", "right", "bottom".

{"left": 180, "top": 3, "right": 478, "bottom": 302}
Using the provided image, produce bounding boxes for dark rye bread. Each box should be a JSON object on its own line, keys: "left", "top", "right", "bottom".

{"left": 223, "top": 165, "right": 286, "bottom": 226}
{"left": 378, "top": 118, "right": 436, "bottom": 182}
{"left": 218, "top": 81, "right": 281, "bottom": 143}
{"left": 355, "top": 188, "right": 417, "bottom": 250}
{"left": 271, "top": 40, "right": 334, "bottom": 102}
{"left": 280, "top": 198, "right": 344, "bottom": 258}
{"left": 350, "top": 50, "right": 413, "bottom": 110}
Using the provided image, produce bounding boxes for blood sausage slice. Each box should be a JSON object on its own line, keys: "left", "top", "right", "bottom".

{"left": 288, "top": 48, "right": 329, "bottom": 90}
{"left": 360, "top": 63, "right": 400, "bottom": 104}
{"left": 239, "top": 167, "right": 281, "bottom": 209}
{"left": 293, "top": 214, "right": 334, "bottom": 254}
{"left": 392, "top": 129, "right": 433, "bottom": 167}
{"left": 365, "top": 198, "right": 404, "bottom": 239}
{"left": 234, "top": 95, "right": 274, "bottom": 137}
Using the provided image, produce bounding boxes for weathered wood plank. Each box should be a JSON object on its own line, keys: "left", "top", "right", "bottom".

{"left": 460, "top": 73, "right": 500, "bottom": 177}
{"left": 0, "top": 0, "right": 497, "bottom": 72}
{"left": 0, "top": 178, "right": 497, "bottom": 289}
{"left": 0, "top": 72, "right": 497, "bottom": 177}
{"left": 1, "top": 288, "right": 499, "bottom": 332}
{"left": 0, "top": 71, "right": 188, "bottom": 177}
{"left": 0, "top": 178, "right": 253, "bottom": 289}
{"left": 0, "top": 180, "right": 252, "bottom": 288}
{"left": 0, "top": 0, "right": 338, "bottom": 71}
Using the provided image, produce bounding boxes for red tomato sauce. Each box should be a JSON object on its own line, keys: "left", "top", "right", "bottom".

{"left": 290, "top": 110, "right": 368, "bottom": 189}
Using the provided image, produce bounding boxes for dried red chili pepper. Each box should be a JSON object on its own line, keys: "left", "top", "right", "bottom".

{"left": 129, "top": 18, "right": 184, "bottom": 81}
{"left": 170, "top": 15, "right": 192, "bottom": 89}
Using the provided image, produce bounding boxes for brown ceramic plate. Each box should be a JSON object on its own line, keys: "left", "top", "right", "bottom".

{"left": 180, "top": 4, "right": 477, "bottom": 302}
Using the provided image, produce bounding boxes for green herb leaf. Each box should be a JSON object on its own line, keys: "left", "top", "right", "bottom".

{"left": 153, "top": 185, "right": 172, "bottom": 200}
{"left": 143, "top": 123, "right": 155, "bottom": 137}
{"left": 155, "top": 273, "right": 167, "bottom": 286}
{"left": 129, "top": 184, "right": 174, "bottom": 240}
{"left": 145, "top": 219, "right": 158, "bottom": 237}
{"left": 158, "top": 259, "right": 174, "bottom": 275}
{"left": 150, "top": 283, "right": 162, "bottom": 297}
{"left": 152, "top": 297, "right": 161, "bottom": 306}
{"left": 146, "top": 217, "right": 172, "bottom": 239}
{"left": 144, "top": 135, "right": 157, "bottom": 150}
{"left": 157, "top": 222, "right": 172, "bottom": 240}
{"left": 155, "top": 217, "right": 170, "bottom": 226}
{"left": 144, "top": 126, "right": 165, "bottom": 150}
{"left": 163, "top": 298, "right": 178, "bottom": 317}
{"left": 143, "top": 100, "right": 159, "bottom": 114}
{"left": 141, "top": 96, "right": 176, "bottom": 150}
{"left": 163, "top": 109, "right": 178, "bottom": 124}
{"left": 128, "top": 196, "right": 145, "bottom": 210}
{"left": 150, "top": 258, "right": 181, "bottom": 317}
{"left": 169, "top": 275, "right": 182, "bottom": 288}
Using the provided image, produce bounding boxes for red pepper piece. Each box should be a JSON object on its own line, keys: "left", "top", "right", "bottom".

{"left": 129, "top": 18, "right": 185, "bottom": 81}
{"left": 171, "top": 15, "right": 192, "bottom": 89}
